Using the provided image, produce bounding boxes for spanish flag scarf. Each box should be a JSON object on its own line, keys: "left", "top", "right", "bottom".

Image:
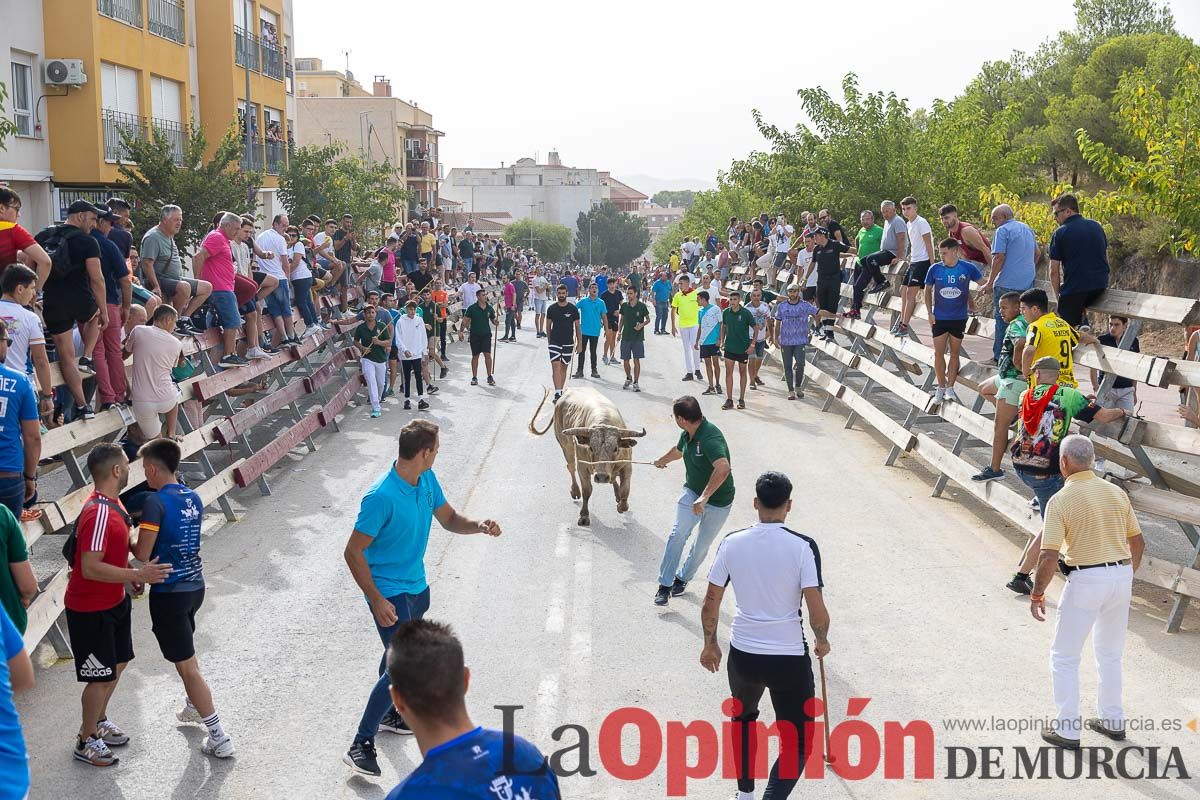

{"left": 1020, "top": 384, "right": 1060, "bottom": 435}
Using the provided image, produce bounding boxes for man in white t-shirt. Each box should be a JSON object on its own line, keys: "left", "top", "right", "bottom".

{"left": 531, "top": 267, "right": 550, "bottom": 338}
{"left": 458, "top": 273, "right": 482, "bottom": 307}
{"left": 701, "top": 471, "right": 831, "bottom": 800}
{"left": 255, "top": 214, "right": 298, "bottom": 345}
{"left": 898, "top": 196, "right": 935, "bottom": 334}
{"left": 0, "top": 264, "right": 53, "bottom": 418}
{"left": 795, "top": 232, "right": 817, "bottom": 302}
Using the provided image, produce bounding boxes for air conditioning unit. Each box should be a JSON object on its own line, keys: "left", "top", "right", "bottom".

{"left": 45, "top": 59, "right": 87, "bottom": 86}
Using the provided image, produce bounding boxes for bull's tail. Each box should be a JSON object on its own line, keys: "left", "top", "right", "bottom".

{"left": 528, "top": 386, "right": 555, "bottom": 436}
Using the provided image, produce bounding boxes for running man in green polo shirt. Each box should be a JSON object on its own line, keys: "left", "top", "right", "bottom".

{"left": 651, "top": 396, "right": 734, "bottom": 606}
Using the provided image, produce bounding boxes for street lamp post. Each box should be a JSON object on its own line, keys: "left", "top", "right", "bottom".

{"left": 588, "top": 216, "right": 593, "bottom": 265}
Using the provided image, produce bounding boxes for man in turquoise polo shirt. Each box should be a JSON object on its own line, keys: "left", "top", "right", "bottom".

{"left": 343, "top": 419, "right": 502, "bottom": 778}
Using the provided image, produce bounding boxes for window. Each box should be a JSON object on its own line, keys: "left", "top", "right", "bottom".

{"left": 150, "top": 76, "right": 182, "bottom": 123}
{"left": 10, "top": 60, "right": 33, "bottom": 137}
{"left": 101, "top": 62, "right": 139, "bottom": 115}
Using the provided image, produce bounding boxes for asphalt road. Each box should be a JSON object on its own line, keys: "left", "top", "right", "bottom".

{"left": 16, "top": 322, "right": 1200, "bottom": 799}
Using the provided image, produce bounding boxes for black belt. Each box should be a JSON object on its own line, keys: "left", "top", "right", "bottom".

{"left": 1060, "top": 559, "right": 1130, "bottom": 574}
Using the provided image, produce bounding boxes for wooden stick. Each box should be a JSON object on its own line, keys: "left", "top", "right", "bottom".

{"left": 819, "top": 656, "right": 835, "bottom": 764}
{"left": 574, "top": 458, "right": 659, "bottom": 466}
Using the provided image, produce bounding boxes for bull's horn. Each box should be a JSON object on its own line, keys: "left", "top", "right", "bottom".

{"left": 615, "top": 427, "right": 647, "bottom": 438}
{"left": 561, "top": 427, "right": 591, "bottom": 437}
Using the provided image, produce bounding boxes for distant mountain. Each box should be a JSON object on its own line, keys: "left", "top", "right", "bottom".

{"left": 620, "top": 174, "right": 717, "bottom": 197}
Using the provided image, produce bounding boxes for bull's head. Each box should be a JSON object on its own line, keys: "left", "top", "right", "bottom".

{"left": 562, "top": 424, "right": 646, "bottom": 483}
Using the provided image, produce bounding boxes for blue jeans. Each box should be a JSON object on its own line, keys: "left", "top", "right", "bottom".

{"left": 264, "top": 280, "right": 293, "bottom": 319}
{"left": 355, "top": 586, "right": 431, "bottom": 742}
{"left": 0, "top": 475, "right": 24, "bottom": 519}
{"left": 992, "top": 286, "right": 1019, "bottom": 361}
{"left": 654, "top": 299, "right": 669, "bottom": 333}
{"left": 401, "top": 258, "right": 419, "bottom": 275}
{"left": 1016, "top": 471, "right": 1064, "bottom": 519}
{"left": 292, "top": 277, "right": 318, "bottom": 326}
{"left": 657, "top": 488, "right": 733, "bottom": 586}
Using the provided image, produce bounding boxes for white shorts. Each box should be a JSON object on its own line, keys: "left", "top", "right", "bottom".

{"left": 131, "top": 393, "right": 181, "bottom": 437}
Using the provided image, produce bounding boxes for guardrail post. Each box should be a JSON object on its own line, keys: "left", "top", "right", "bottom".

{"left": 197, "top": 347, "right": 272, "bottom": 496}
{"left": 932, "top": 394, "right": 988, "bottom": 498}
{"left": 175, "top": 402, "right": 238, "bottom": 523}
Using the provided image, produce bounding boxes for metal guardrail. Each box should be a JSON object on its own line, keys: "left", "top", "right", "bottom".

{"left": 148, "top": 0, "right": 185, "bottom": 43}
{"left": 235, "top": 26, "right": 260, "bottom": 72}
{"left": 97, "top": 0, "right": 143, "bottom": 27}
{"left": 102, "top": 109, "right": 147, "bottom": 162}
{"left": 261, "top": 42, "right": 284, "bottom": 80}
{"left": 265, "top": 139, "right": 286, "bottom": 175}
{"left": 152, "top": 117, "right": 186, "bottom": 165}
{"left": 240, "top": 137, "right": 264, "bottom": 172}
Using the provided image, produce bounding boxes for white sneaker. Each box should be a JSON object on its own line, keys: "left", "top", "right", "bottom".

{"left": 201, "top": 735, "right": 235, "bottom": 758}
{"left": 623, "top": 379, "right": 632, "bottom": 390}
{"left": 177, "top": 701, "right": 202, "bottom": 724}
{"left": 944, "top": 386, "right": 959, "bottom": 403}
{"left": 632, "top": 383, "right": 641, "bottom": 393}
{"left": 932, "top": 387, "right": 945, "bottom": 407}
{"left": 246, "top": 347, "right": 270, "bottom": 360}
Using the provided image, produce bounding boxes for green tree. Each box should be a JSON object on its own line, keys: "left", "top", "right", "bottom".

{"left": 1078, "top": 62, "right": 1200, "bottom": 254}
{"left": 1073, "top": 0, "right": 1175, "bottom": 43}
{"left": 278, "top": 143, "right": 408, "bottom": 248}
{"left": 505, "top": 219, "right": 573, "bottom": 262}
{"left": 118, "top": 122, "right": 260, "bottom": 254}
{"left": 650, "top": 190, "right": 697, "bottom": 208}
{"left": 574, "top": 203, "right": 650, "bottom": 267}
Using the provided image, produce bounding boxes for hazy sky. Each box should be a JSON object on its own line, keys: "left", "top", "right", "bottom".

{"left": 293, "top": 0, "right": 1200, "bottom": 187}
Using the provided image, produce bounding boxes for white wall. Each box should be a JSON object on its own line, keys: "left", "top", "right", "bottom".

{"left": 440, "top": 182, "right": 598, "bottom": 231}
{"left": 0, "top": 0, "right": 53, "bottom": 231}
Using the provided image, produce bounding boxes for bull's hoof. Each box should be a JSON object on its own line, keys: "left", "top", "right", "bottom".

{"left": 570, "top": 486, "right": 581, "bottom": 500}
{"left": 616, "top": 501, "right": 629, "bottom": 513}
{"left": 578, "top": 515, "right": 590, "bottom": 526}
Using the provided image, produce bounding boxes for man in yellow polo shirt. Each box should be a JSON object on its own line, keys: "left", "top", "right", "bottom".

{"left": 418, "top": 222, "right": 437, "bottom": 275}
{"left": 1030, "top": 434, "right": 1143, "bottom": 751}
{"left": 671, "top": 274, "right": 701, "bottom": 381}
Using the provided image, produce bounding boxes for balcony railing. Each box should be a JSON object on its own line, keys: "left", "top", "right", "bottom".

{"left": 102, "top": 109, "right": 148, "bottom": 162}
{"left": 152, "top": 118, "right": 186, "bottom": 166}
{"left": 265, "top": 139, "right": 286, "bottom": 175}
{"left": 148, "top": 0, "right": 185, "bottom": 43}
{"left": 240, "top": 136, "right": 264, "bottom": 173}
{"left": 261, "top": 42, "right": 284, "bottom": 80}
{"left": 98, "top": 0, "right": 143, "bottom": 28}
{"left": 234, "top": 26, "right": 260, "bottom": 72}
{"left": 406, "top": 158, "right": 431, "bottom": 178}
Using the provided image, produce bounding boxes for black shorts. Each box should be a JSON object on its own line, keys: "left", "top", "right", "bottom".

{"left": 931, "top": 318, "right": 967, "bottom": 339}
{"left": 469, "top": 331, "right": 491, "bottom": 355}
{"left": 66, "top": 595, "right": 133, "bottom": 682}
{"left": 904, "top": 260, "right": 932, "bottom": 287}
{"left": 724, "top": 350, "right": 749, "bottom": 363}
{"left": 1056, "top": 288, "right": 1106, "bottom": 329}
{"left": 606, "top": 313, "right": 619, "bottom": 332}
{"left": 150, "top": 588, "right": 205, "bottom": 663}
{"left": 547, "top": 343, "right": 574, "bottom": 364}
{"left": 252, "top": 270, "right": 268, "bottom": 286}
{"left": 380, "top": 281, "right": 396, "bottom": 295}
{"left": 42, "top": 286, "right": 99, "bottom": 336}
{"left": 801, "top": 286, "right": 817, "bottom": 302}
{"left": 699, "top": 343, "right": 720, "bottom": 359}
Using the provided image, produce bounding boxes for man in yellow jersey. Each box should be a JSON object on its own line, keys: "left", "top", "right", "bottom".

{"left": 418, "top": 222, "right": 437, "bottom": 274}
{"left": 1018, "top": 288, "right": 1099, "bottom": 388}
{"left": 671, "top": 274, "right": 702, "bottom": 381}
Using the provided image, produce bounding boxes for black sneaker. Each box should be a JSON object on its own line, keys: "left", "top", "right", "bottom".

{"left": 175, "top": 319, "right": 198, "bottom": 335}
{"left": 682, "top": 373, "right": 694, "bottom": 381}
{"left": 75, "top": 404, "right": 96, "bottom": 421}
{"left": 77, "top": 356, "right": 96, "bottom": 376}
{"left": 572, "top": 370, "right": 584, "bottom": 379}
{"left": 1006, "top": 573, "right": 1033, "bottom": 595}
{"left": 417, "top": 399, "right": 430, "bottom": 410}
{"left": 972, "top": 467, "right": 1005, "bottom": 482}
{"left": 470, "top": 377, "right": 478, "bottom": 386}
{"left": 654, "top": 585, "right": 671, "bottom": 606}
{"left": 404, "top": 400, "right": 412, "bottom": 410}
{"left": 487, "top": 376, "right": 495, "bottom": 386}
{"left": 344, "top": 739, "right": 382, "bottom": 776}
{"left": 590, "top": 370, "right": 601, "bottom": 378}
{"left": 440, "top": 367, "right": 448, "bottom": 379}
{"left": 379, "top": 708, "right": 413, "bottom": 735}
{"left": 671, "top": 578, "right": 687, "bottom": 597}
{"left": 694, "top": 370, "right": 703, "bottom": 380}
{"left": 427, "top": 385, "right": 439, "bottom": 394}
{"left": 218, "top": 354, "right": 247, "bottom": 368}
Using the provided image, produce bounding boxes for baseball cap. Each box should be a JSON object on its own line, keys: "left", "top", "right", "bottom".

{"left": 1032, "top": 356, "right": 1061, "bottom": 372}
{"left": 813, "top": 227, "right": 830, "bottom": 236}
{"left": 95, "top": 206, "right": 120, "bottom": 223}
{"left": 67, "top": 200, "right": 107, "bottom": 216}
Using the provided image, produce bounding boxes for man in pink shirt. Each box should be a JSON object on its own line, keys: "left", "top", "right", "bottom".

{"left": 501, "top": 278, "right": 517, "bottom": 341}
{"left": 192, "top": 213, "right": 246, "bottom": 368}
{"left": 379, "top": 237, "right": 398, "bottom": 296}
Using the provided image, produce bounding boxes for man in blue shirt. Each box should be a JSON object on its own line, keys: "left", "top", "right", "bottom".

{"left": 384, "top": 619, "right": 560, "bottom": 799}
{"left": 696, "top": 291, "right": 723, "bottom": 395}
{"left": 0, "top": 605, "right": 33, "bottom": 800}
{"left": 1048, "top": 192, "right": 1109, "bottom": 328}
{"left": 985, "top": 204, "right": 1039, "bottom": 362}
{"left": 594, "top": 265, "right": 609, "bottom": 296}
{"left": 131, "top": 438, "right": 234, "bottom": 759}
{"left": 924, "top": 240, "right": 983, "bottom": 407}
{"left": 651, "top": 272, "right": 673, "bottom": 334}
{"left": 0, "top": 320, "right": 40, "bottom": 519}
{"left": 574, "top": 284, "right": 605, "bottom": 378}
{"left": 559, "top": 270, "right": 580, "bottom": 302}
{"left": 344, "top": 420, "right": 502, "bottom": 778}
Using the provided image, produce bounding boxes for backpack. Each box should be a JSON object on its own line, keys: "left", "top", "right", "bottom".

{"left": 62, "top": 494, "right": 133, "bottom": 565}
{"left": 35, "top": 224, "right": 84, "bottom": 281}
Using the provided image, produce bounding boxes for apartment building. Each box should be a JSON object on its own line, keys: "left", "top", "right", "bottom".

{"left": 0, "top": 2, "right": 54, "bottom": 230}
{"left": 294, "top": 62, "right": 443, "bottom": 217}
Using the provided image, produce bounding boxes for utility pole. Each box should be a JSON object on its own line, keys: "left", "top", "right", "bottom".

{"left": 359, "top": 111, "right": 370, "bottom": 162}
{"left": 524, "top": 201, "right": 541, "bottom": 252}
{"left": 588, "top": 215, "right": 593, "bottom": 265}
{"left": 244, "top": 39, "right": 253, "bottom": 173}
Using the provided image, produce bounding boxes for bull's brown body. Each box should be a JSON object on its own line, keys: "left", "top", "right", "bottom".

{"left": 528, "top": 387, "right": 646, "bottom": 526}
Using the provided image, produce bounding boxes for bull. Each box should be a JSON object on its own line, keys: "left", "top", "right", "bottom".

{"left": 528, "top": 387, "right": 647, "bottom": 526}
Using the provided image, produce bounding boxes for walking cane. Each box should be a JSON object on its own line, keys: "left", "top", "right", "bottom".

{"left": 819, "top": 656, "right": 835, "bottom": 764}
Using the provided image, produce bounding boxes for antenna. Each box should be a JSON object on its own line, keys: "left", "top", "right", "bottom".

{"left": 342, "top": 49, "right": 351, "bottom": 73}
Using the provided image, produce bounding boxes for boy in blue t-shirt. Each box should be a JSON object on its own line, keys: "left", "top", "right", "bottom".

{"left": 385, "top": 619, "right": 560, "bottom": 800}
{"left": 131, "top": 438, "right": 234, "bottom": 759}
{"left": 923, "top": 239, "right": 983, "bottom": 406}
{"left": 0, "top": 606, "right": 31, "bottom": 799}
{"left": 695, "top": 290, "right": 723, "bottom": 395}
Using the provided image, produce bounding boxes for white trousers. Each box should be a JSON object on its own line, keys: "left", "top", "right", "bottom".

{"left": 1050, "top": 563, "right": 1133, "bottom": 739}
{"left": 361, "top": 358, "right": 388, "bottom": 411}
{"left": 680, "top": 326, "right": 699, "bottom": 371}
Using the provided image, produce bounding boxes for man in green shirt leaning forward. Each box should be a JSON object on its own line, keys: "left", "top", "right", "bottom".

{"left": 651, "top": 396, "right": 735, "bottom": 607}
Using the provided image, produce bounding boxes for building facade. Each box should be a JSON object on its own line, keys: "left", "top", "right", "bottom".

{"left": 441, "top": 152, "right": 647, "bottom": 232}
{"left": 0, "top": 0, "right": 54, "bottom": 231}
{"left": 37, "top": 0, "right": 294, "bottom": 222}
{"left": 635, "top": 204, "right": 686, "bottom": 241}
{"left": 294, "top": 63, "right": 442, "bottom": 217}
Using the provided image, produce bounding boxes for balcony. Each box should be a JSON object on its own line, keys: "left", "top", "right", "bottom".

{"left": 152, "top": 118, "right": 186, "bottom": 166}
{"left": 235, "top": 26, "right": 260, "bottom": 72}
{"left": 406, "top": 157, "right": 431, "bottom": 178}
{"left": 97, "top": 0, "right": 143, "bottom": 28}
{"left": 261, "top": 41, "right": 284, "bottom": 80}
{"left": 240, "top": 136, "right": 264, "bottom": 173}
{"left": 148, "top": 0, "right": 185, "bottom": 43}
{"left": 265, "top": 140, "right": 287, "bottom": 175}
{"left": 102, "top": 109, "right": 148, "bottom": 162}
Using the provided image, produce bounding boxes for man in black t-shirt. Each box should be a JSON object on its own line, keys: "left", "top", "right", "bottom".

{"left": 545, "top": 284, "right": 581, "bottom": 401}
{"left": 35, "top": 200, "right": 108, "bottom": 420}
{"left": 800, "top": 228, "right": 853, "bottom": 342}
